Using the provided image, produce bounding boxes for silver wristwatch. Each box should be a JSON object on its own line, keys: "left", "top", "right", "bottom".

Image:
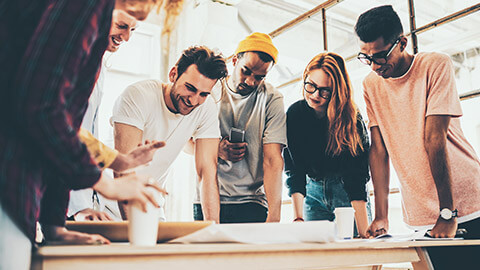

{"left": 440, "top": 208, "right": 458, "bottom": 221}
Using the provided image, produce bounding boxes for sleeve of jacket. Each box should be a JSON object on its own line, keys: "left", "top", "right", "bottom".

{"left": 78, "top": 128, "right": 118, "bottom": 169}
{"left": 284, "top": 147, "right": 307, "bottom": 197}
{"left": 284, "top": 105, "right": 307, "bottom": 197}
{"left": 11, "top": 0, "right": 114, "bottom": 190}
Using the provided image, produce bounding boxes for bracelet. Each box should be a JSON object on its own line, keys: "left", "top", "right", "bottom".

{"left": 293, "top": 217, "right": 304, "bottom": 222}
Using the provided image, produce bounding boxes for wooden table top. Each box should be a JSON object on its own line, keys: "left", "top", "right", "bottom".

{"left": 35, "top": 239, "right": 480, "bottom": 257}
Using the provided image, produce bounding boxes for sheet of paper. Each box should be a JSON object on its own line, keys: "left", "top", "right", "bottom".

{"left": 170, "top": 221, "right": 335, "bottom": 244}
{"left": 367, "top": 230, "right": 463, "bottom": 242}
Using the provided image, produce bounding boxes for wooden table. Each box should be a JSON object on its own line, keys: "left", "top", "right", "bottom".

{"left": 31, "top": 239, "right": 480, "bottom": 270}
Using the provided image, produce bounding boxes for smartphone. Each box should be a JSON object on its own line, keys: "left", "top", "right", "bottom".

{"left": 229, "top": 127, "right": 245, "bottom": 143}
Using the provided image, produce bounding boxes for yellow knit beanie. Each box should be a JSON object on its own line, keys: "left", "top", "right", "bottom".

{"left": 235, "top": 32, "right": 278, "bottom": 63}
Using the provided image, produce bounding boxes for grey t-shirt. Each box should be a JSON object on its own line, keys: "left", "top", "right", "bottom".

{"left": 216, "top": 80, "right": 287, "bottom": 208}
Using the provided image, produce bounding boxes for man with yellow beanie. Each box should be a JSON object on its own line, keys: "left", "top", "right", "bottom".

{"left": 193, "top": 33, "right": 286, "bottom": 223}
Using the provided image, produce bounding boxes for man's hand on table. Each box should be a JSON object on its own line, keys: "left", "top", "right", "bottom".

{"left": 218, "top": 137, "right": 247, "bottom": 163}
{"left": 266, "top": 212, "right": 280, "bottom": 223}
{"left": 42, "top": 225, "right": 110, "bottom": 245}
{"left": 74, "top": 208, "right": 113, "bottom": 221}
{"left": 366, "top": 217, "right": 389, "bottom": 238}
{"left": 428, "top": 217, "right": 458, "bottom": 238}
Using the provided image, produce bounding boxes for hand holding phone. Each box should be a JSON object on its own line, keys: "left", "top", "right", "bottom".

{"left": 219, "top": 128, "right": 247, "bottom": 162}
{"left": 229, "top": 127, "right": 245, "bottom": 143}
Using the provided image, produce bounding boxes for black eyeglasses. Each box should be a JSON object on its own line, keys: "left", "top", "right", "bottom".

{"left": 303, "top": 81, "right": 332, "bottom": 100}
{"left": 357, "top": 37, "right": 401, "bottom": 66}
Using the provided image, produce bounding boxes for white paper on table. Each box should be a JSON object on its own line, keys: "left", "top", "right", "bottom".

{"left": 366, "top": 230, "right": 464, "bottom": 242}
{"left": 169, "top": 221, "right": 335, "bottom": 244}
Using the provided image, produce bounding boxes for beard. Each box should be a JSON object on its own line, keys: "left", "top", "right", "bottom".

{"left": 169, "top": 82, "right": 195, "bottom": 115}
{"left": 236, "top": 83, "right": 256, "bottom": 96}
{"left": 230, "top": 76, "right": 257, "bottom": 96}
{"left": 169, "top": 82, "right": 183, "bottom": 114}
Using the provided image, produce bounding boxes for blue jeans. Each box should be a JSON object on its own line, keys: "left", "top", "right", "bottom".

{"left": 193, "top": 202, "right": 267, "bottom": 223}
{"left": 304, "top": 176, "right": 371, "bottom": 236}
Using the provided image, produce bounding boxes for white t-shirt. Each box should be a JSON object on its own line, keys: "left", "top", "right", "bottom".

{"left": 111, "top": 79, "right": 220, "bottom": 188}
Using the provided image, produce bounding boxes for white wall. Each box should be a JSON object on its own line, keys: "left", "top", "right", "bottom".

{"left": 99, "top": 21, "right": 162, "bottom": 147}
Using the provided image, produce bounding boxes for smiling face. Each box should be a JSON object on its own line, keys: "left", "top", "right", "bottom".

{"left": 230, "top": 52, "right": 273, "bottom": 96}
{"left": 167, "top": 64, "right": 217, "bottom": 115}
{"left": 304, "top": 69, "right": 332, "bottom": 114}
{"left": 358, "top": 36, "right": 406, "bottom": 79}
{"left": 107, "top": 10, "right": 137, "bottom": 52}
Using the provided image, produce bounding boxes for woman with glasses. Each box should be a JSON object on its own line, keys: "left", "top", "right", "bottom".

{"left": 284, "top": 52, "right": 370, "bottom": 237}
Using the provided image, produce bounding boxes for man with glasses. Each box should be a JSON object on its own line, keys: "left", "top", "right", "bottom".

{"left": 193, "top": 33, "right": 286, "bottom": 223}
{"left": 357, "top": 37, "right": 400, "bottom": 69}
{"left": 355, "top": 5, "right": 480, "bottom": 269}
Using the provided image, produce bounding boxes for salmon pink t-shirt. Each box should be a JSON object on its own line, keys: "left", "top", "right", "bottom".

{"left": 363, "top": 52, "right": 480, "bottom": 227}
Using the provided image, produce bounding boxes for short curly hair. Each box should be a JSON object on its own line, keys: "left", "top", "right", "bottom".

{"left": 354, "top": 5, "right": 403, "bottom": 45}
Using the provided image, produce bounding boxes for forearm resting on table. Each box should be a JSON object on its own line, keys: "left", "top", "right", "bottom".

{"left": 196, "top": 138, "right": 220, "bottom": 223}
{"left": 291, "top": 192, "right": 305, "bottom": 220}
{"left": 263, "top": 144, "right": 284, "bottom": 222}
{"left": 198, "top": 174, "right": 220, "bottom": 223}
{"left": 369, "top": 126, "right": 390, "bottom": 219}
{"left": 351, "top": 200, "right": 369, "bottom": 237}
{"left": 424, "top": 115, "right": 454, "bottom": 210}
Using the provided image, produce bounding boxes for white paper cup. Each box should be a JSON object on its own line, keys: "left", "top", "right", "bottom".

{"left": 334, "top": 207, "right": 355, "bottom": 239}
{"left": 128, "top": 187, "right": 163, "bottom": 246}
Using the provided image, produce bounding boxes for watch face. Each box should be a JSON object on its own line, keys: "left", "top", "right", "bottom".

{"left": 440, "top": 208, "right": 453, "bottom": 220}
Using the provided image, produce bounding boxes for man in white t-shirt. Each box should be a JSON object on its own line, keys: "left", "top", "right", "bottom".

{"left": 111, "top": 46, "right": 227, "bottom": 222}
{"left": 68, "top": 9, "right": 139, "bottom": 222}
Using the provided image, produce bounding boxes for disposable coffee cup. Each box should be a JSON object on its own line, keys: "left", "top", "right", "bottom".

{"left": 128, "top": 187, "right": 163, "bottom": 246}
{"left": 334, "top": 207, "right": 355, "bottom": 239}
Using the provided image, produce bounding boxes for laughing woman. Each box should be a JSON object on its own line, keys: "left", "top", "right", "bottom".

{"left": 284, "top": 52, "right": 370, "bottom": 237}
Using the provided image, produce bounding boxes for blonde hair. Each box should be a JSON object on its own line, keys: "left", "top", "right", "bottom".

{"left": 119, "top": 0, "right": 163, "bottom": 20}
{"left": 303, "top": 52, "right": 364, "bottom": 156}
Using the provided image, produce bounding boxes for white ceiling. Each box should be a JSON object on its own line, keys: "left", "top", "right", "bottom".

{"left": 220, "top": 0, "right": 478, "bottom": 90}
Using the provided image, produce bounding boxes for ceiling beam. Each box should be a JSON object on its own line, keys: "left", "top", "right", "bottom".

{"left": 277, "top": 2, "right": 480, "bottom": 95}
{"left": 268, "top": 0, "right": 343, "bottom": 38}
{"left": 227, "top": 0, "right": 343, "bottom": 61}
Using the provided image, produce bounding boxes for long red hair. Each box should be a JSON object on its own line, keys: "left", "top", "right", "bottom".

{"left": 303, "top": 52, "right": 364, "bottom": 156}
